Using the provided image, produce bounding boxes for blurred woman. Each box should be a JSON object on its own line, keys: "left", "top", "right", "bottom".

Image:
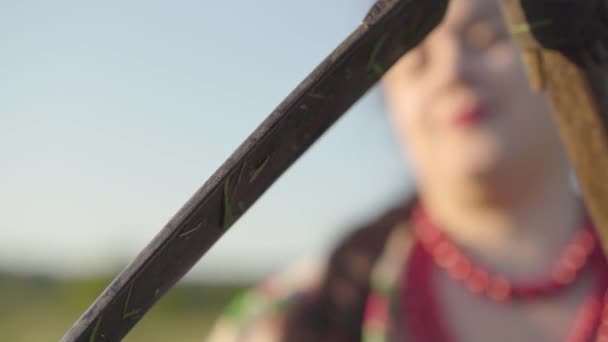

{"left": 207, "top": 0, "right": 607, "bottom": 340}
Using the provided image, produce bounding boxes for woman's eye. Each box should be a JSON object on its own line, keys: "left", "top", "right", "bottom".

{"left": 466, "top": 23, "right": 508, "bottom": 50}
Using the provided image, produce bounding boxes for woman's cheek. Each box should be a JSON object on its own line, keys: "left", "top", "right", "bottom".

{"left": 388, "top": 97, "right": 425, "bottom": 154}
{"left": 407, "top": 103, "right": 437, "bottom": 162}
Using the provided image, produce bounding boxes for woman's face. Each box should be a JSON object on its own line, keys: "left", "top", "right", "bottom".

{"left": 383, "top": 0, "right": 562, "bottom": 192}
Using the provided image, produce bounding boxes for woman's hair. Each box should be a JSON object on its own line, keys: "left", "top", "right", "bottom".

{"left": 281, "top": 195, "right": 418, "bottom": 342}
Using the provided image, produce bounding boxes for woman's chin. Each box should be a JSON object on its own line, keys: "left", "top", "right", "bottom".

{"left": 445, "top": 142, "right": 508, "bottom": 184}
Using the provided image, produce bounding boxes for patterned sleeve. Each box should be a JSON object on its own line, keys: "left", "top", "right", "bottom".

{"left": 205, "top": 257, "right": 326, "bottom": 342}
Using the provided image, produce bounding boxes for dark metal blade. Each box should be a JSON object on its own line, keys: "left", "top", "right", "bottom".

{"left": 61, "top": 1, "right": 448, "bottom": 341}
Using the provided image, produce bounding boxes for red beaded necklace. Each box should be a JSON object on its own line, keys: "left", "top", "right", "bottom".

{"left": 401, "top": 205, "right": 608, "bottom": 342}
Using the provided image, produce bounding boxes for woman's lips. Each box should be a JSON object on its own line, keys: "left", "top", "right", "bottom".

{"left": 451, "top": 104, "right": 488, "bottom": 127}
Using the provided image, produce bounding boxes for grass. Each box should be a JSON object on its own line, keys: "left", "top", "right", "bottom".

{"left": 0, "top": 272, "right": 248, "bottom": 341}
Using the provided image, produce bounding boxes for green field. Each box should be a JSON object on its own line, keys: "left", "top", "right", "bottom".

{"left": 0, "top": 272, "right": 248, "bottom": 341}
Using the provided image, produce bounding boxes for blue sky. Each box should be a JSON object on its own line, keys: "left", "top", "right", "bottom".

{"left": 0, "top": 0, "right": 415, "bottom": 282}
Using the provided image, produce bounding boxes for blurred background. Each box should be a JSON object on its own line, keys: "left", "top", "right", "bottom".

{"left": 0, "top": 0, "right": 415, "bottom": 340}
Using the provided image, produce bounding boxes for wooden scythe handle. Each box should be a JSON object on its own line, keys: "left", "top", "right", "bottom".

{"left": 500, "top": 0, "right": 608, "bottom": 253}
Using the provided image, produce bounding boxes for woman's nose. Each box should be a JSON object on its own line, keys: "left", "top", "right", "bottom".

{"left": 432, "top": 38, "right": 477, "bottom": 86}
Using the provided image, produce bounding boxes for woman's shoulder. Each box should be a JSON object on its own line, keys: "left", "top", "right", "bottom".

{"left": 206, "top": 199, "right": 417, "bottom": 341}
{"left": 281, "top": 202, "right": 416, "bottom": 341}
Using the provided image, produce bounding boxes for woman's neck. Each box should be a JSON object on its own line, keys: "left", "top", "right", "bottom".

{"left": 419, "top": 166, "right": 584, "bottom": 280}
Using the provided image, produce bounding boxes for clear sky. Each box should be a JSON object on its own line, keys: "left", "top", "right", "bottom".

{"left": 0, "top": 0, "right": 415, "bottom": 283}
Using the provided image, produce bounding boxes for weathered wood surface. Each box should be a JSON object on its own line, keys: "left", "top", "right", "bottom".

{"left": 60, "top": 1, "right": 448, "bottom": 341}
{"left": 500, "top": 0, "right": 608, "bottom": 253}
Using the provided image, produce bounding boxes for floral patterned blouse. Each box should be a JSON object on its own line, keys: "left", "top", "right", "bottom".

{"left": 205, "top": 222, "right": 412, "bottom": 342}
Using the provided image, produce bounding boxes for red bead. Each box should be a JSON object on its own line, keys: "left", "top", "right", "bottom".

{"left": 419, "top": 226, "right": 441, "bottom": 247}
{"left": 413, "top": 205, "right": 600, "bottom": 303}
{"left": 448, "top": 257, "right": 472, "bottom": 280}
{"left": 486, "top": 276, "right": 512, "bottom": 301}
{"left": 562, "top": 244, "right": 588, "bottom": 271}
{"left": 552, "top": 265, "right": 577, "bottom": 285}
{"left": 409, "top": 206, "right": 606, "bottom": 342}
{"left": 436, "top": 250, "right": 459, "bottom": 269}
{"left": 466, "top": 268, "right": 490, "bottom": 294}
{"left": 577, "top": 230, "right": 595, "bottom": 252}
{"left": 431, "top": 242, "right": 452, "bottom": 264}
